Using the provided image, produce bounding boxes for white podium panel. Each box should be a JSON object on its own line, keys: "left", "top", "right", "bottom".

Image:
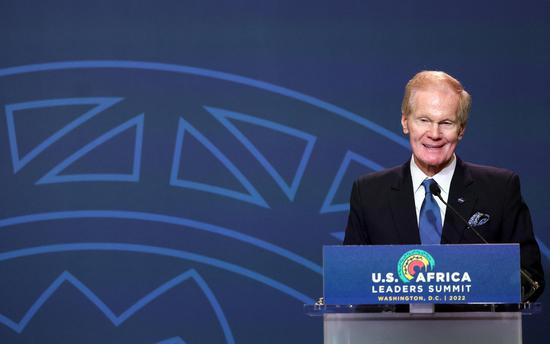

{"left": 323, "top": 311, "right": 521, "bottom": 344}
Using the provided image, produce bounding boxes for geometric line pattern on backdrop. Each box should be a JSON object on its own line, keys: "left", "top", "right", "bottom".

{"left": 537, "top": 238, "right": 550, "bottom": 262}
{"left": 170, "top": 117, "right": 268, "bottom": 208}
{"left": 330, "top": 231, "right": 346, "bottom": 242}
{"left": 2, "top": 214, "right": 547, "bottom": 271}
{"left": 0, "top": 62, "right": 546, "bottom": 260}
{"left": 0, "top": 269, "right": 234, "bottom": 344}
{"left": 36, "top": 114, "right": 144, "bottom": 184}
{"left": 0, "top": 61, "right": 410, "bottom": 149}
{"left": 4, "top": 97, "right": 123, "bottom": 173}
{"left": 320, "top": 150, "right": 384, "bottom": 213}
{"left": 0, "top": 242, "right": 315, "bottom": 306}
{"left": 0, "top": 210, "right": 322, "bottom": 274}
{"left": 206, "top": 106, "right": 317, "bottom": 201}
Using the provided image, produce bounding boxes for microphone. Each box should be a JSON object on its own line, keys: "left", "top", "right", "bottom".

{"left": 429, "top": 183, "right": 487, "bottom": 244}
{"left": 429, "top": 182, "right": 540, "bottom": 302}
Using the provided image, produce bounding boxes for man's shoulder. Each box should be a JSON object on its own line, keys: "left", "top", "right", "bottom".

{"left": 355, "top": 163, "right": 405, "bottom": 186}
{"left": 461, "top": 160, "right": 517, "bottom": 181}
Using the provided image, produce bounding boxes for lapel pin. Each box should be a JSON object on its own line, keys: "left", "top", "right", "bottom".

{"left": 457, "top": 197, "right": 465, "bottom": 204}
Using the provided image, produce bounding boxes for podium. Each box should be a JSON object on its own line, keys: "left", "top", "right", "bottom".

{"left": 305, "top": 245, "right": 541, "bottom": 344}
{"left": 305, "top": 302, "right": 540, "bottom": 344}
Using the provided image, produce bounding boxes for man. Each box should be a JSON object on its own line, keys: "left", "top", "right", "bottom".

{"left": 344, "top": 71, "right": 544, "bottom": 301}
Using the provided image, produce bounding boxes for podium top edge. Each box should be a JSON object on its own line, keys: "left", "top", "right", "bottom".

{"left": 304, "top": 303, "right": 541, "bottom": 316}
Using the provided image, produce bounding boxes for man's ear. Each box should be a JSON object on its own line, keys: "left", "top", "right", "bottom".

{"left": 458, "top": 126, "right": 466, "bottom": 140}
{"left": 401, "top": 113, "right": 409, "bottom": 134}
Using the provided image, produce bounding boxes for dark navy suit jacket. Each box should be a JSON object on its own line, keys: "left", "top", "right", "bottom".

{"left": 344, "top": 157, "right": 545, "bottom": 301}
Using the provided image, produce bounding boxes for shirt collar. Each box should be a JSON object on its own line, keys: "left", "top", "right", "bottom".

{"left": 410, "top": 154, "right": 456, "bottom": 196}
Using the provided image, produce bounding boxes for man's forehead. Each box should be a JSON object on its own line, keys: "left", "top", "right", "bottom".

{"left": 413, "top": 83, "right": 457, "bottom": 98}
{"left": 409, "top": 87, "right": 460, "bottom": 118}
{"left": 411, "top": 86, "right": 459, "bottom": 107}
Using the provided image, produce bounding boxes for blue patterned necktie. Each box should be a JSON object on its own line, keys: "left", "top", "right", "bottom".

{"left": 419, "top": 178, "right": 442, "bottom": 244}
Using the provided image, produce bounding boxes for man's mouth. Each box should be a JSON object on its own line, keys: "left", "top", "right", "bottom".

{"left": 423, "top": 143, "right": 444, "bottom": 149}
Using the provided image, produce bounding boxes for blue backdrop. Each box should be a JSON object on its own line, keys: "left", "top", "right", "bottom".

{"left": 1, "top": 1, "right": 548, "bottom": 343}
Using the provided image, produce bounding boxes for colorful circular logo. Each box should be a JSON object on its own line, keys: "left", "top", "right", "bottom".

{"left": 397, "top": 249, "right": 435, "bottom": 283}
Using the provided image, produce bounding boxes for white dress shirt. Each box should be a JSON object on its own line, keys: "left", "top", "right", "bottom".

{"left": 410, "top": 155, "right": 457, "bottom": 226}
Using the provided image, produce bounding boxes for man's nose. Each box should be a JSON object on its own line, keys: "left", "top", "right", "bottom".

{"left": 427, "top": 123, "right": 442, "bottom": 138}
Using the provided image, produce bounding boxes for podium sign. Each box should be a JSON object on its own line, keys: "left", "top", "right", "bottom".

{"left": 324, "top": 244, "right": 521, "bottom": 304}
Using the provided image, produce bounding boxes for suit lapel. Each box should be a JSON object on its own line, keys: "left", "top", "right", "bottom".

{"left": 442, "top": 158, "right": 477, "bottom": 243}
{"left": 389, "top": 161, "right": 421, "bottom": 244}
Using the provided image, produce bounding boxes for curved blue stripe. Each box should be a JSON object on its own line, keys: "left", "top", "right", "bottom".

{"left": 0, "top": 210, "right": 322, "bottom": 274}
{"left": 0, "top": 243, "right": 314, "bottom": 304}
{"left": 0, "top": 60, "right": 410, "bottom": 148}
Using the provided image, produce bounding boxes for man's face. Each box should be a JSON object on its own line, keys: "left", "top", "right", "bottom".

{"left": 401, "top": 87, "right": 464, "bottom": 176}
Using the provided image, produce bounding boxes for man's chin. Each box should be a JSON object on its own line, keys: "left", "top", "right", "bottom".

{"left": 415, "top": 156, "right": 453, "bottom": 174}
